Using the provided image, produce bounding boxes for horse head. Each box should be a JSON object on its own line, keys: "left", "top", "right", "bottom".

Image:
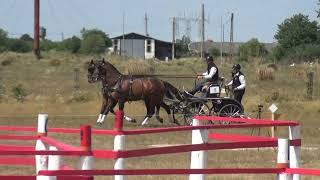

{"left": 87, "top": 58, "right": 106, "bottom": 83}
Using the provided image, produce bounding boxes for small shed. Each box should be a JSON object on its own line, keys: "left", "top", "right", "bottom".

{"left": 111, "top": 32, "right": 173, "bottom": 60}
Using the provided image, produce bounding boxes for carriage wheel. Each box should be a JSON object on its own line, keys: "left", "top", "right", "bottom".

{"left": 183, "top": 102, "right": 210, "bottom": 126}
{"left": 217, "top": 104, "right": 243, "bottom": 124}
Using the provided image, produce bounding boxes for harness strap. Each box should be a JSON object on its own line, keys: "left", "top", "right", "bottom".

{"left": 128, "top": 75, "right": 134, "bottom": 99}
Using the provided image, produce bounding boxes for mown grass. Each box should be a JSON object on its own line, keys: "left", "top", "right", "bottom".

{"left": 0, "top": 52, "right": 320, "bottom": 179}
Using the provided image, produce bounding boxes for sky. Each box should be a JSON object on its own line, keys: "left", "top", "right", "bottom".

{"left": 0, "top": 0, "right": 318, "bottom": 43}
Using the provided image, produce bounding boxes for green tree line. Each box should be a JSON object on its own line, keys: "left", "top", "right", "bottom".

{"left": 0, "top": 28, "right": 112, "bottom": 54}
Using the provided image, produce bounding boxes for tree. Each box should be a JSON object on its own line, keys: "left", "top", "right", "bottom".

{"left": 61, "top": 36, "right": 81, "bottom": 53}
{"left": 238, "top": 38, "right": 267, "bottom": 61}
{"left": 80, "top": 28, "right": 112, "bottom": 54}
{"left": 0, "top": 28, "right": 8, "bottom": 52}
{"left": 20, "top": 34, "right": 33, "bottom": 42}
{"left": 275, "top": 14, "right": 318, "bottom": 49}
{"left": 175, "top": 35, "right": 191, "bottom": 58}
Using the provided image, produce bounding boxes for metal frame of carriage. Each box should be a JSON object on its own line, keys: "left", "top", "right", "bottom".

{"left": 167, "top": 78, "right": 244, "bottom": 125}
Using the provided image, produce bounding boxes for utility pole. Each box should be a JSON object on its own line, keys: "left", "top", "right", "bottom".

{"left": 34, "top": 0, "right": 40, "bottom": 59}
{"left": 200, "top": 3, "right": 205, "bottom": 59}
{"left": 229, "top": 13, "right": 234, "bottom": 61}
{"left": 172, "top": 17, "right": 176, "bottom": 60}
{"left": 121, "top": 12, "right": 125, "bottom": 56}
{"left": 145, "top": 13, "right": 149, "bottom": 36}
{"left": 220, "top": 16, "right": 223, "bottom": 64}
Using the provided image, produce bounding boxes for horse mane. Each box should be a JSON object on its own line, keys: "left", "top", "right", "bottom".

{"left": 99, "top": 59, "right": 122, "bottom": 75}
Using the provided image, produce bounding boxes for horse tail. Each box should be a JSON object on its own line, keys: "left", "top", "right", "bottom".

{"left": 163, "top": 81, "right": 183, "bottom": 101}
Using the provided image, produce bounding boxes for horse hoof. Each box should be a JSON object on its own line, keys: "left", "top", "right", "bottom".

{"left": 157, "top": 118, "right": 164, "bottom": 123}
{"left": 131, "top": 119, "right": 136, "bottom": 123}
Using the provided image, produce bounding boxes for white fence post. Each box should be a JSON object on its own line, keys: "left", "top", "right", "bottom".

{"left": 114, "top": 135, "right": 126, "bottom": 180}
{"left": 277, "top": 138, "right": 290, "bottom": 180}
{"left": 189, "top": 118, "right": 208, "bottom": 180}
{"left": 289, "top": 126, "right": 301, "bottom": 180}
{"left": 36, "top": 114, "right": 49, "bottom": 180}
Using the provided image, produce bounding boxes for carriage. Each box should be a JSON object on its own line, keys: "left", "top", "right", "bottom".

{"left": 166, "top": 78, "right": 244, "bottom": 125}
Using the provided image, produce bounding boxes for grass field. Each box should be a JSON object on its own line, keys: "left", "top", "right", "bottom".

{"left": 0, "top": 51, "right": 320, "bottom": 179}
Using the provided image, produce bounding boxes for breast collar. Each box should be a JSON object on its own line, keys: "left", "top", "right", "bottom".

{"left": 102, "top": 74, "right": 123, "bottom": 93}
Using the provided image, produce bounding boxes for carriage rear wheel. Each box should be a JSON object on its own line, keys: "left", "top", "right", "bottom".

{"left": 182, "top": 102, "right": 210, "bottom": 126}
{"left": 217, "top": 104, "right": 243, "bottom": 124}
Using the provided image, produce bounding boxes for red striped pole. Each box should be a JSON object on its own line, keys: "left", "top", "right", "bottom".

{"left": 114, "top": 111, "right": 124, "bottom": 131}
{"left": 80, "top": 125, "right": 91, "bottom": 151}
{"left": 114, "top": 111, "right": 125, "bottom": 180}
{"left": 79, "top": 125, "right": 93, "bottom": 179}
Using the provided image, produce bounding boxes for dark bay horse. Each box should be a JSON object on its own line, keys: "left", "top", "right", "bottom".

{"left": 87, "top": 58, "right": 182, "bottom": 125}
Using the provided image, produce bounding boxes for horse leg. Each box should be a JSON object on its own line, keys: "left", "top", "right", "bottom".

{"left": 97, "top": 98, "right": 107, "bottom": 124}
{"left": 97, "top": 100, "right": 116, "bottom": 125}
{"left": 109, "top": 105, "right": 136, "bottom": 123}
{"left": 141, "top": 97, "right": 152, "bottom": 125}
{"left": 155, "top": 105, "right": 163, "bottom": 123}
{"left": 160, "top": 101, "right": 179, "bottom": 125}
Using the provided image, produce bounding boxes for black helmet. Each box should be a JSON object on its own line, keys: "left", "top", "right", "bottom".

{"left": 232, "top": 64, "right": 241, "bottom": 70}
{"left": 206, "top": 56, "right": 214, "bottom": 62}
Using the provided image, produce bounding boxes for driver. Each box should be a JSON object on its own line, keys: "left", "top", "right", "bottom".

{"left": 226, "top": 64, "right": 246, "bottom": 104}
{"left": 185, "top": 55, "right": 219, "bottom": 96}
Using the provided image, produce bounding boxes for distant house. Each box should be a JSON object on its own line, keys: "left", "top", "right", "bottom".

{"left": 189, "top": 41, "right": 277, "bottom": 54}
{"left": 111, "top": 32, "right": 173, "bottom": 60}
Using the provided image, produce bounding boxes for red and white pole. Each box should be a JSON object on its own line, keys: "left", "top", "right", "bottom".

{"left": 114, "top": 110, "right": 126, "bottom": 180}
{"left": 47, "top": 146, "right": 60, "bottom": 180}
{"left": 79, "top": 125, "right": 93, "bottom": 171}
{"left": 36, "top": 114, "right": 49, "bottom": 180}
{"left": 189, "top": 118, "right": 208, "bottom": 180}
{"left": 277, "top": 138, "right": 289, "bottom": 180}
{"left": 289, "top": 125, "right": 301, "bottom": 180}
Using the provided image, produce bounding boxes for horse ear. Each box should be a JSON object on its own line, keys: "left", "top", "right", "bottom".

{"left": 102, "top": 58, "right": 106, "bottom": 65}
{"left": 90, "top": 59, "right": 94, "bottom": 64}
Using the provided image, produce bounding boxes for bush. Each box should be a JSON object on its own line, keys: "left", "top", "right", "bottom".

{"left": 11, "top": 84, "right": 27, "bottom": 102}
{"left": 40, "top": 40, "right": 59, "bottom": 51}
{"left": 209, "top": 47, "right": 220, "bottom": 57}
{"left": 1, "top": 55, "right": 15, "bottom": 66}
{"left": 60, "top": 36, "right": 81, "bottom": 53}
{"left": 276, "top": 44, "right": 320, "bottom": 63}
{"left": 238, "top": 38, "right": 267, "bottom": 61}
{"left": 7, "top": 39, "right": 32, "bottom": 53}
{"left": 49, "top": 59, "right": 61, "bottom": 66}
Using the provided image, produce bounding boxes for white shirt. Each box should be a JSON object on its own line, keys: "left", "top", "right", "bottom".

{"left": 227, "top": 73, "right": 246, "bottom": 90}
{"left": 202, "top": 67, "right": 217, "bottom": 79}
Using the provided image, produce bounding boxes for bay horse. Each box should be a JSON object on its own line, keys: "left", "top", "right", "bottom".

{"left": 87, "top": 58, "right": 183, "bottom": 126}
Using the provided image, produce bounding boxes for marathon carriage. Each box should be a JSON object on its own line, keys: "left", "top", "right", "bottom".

{"left": 167, "top": 77, "right": 244, "bottom": 125}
